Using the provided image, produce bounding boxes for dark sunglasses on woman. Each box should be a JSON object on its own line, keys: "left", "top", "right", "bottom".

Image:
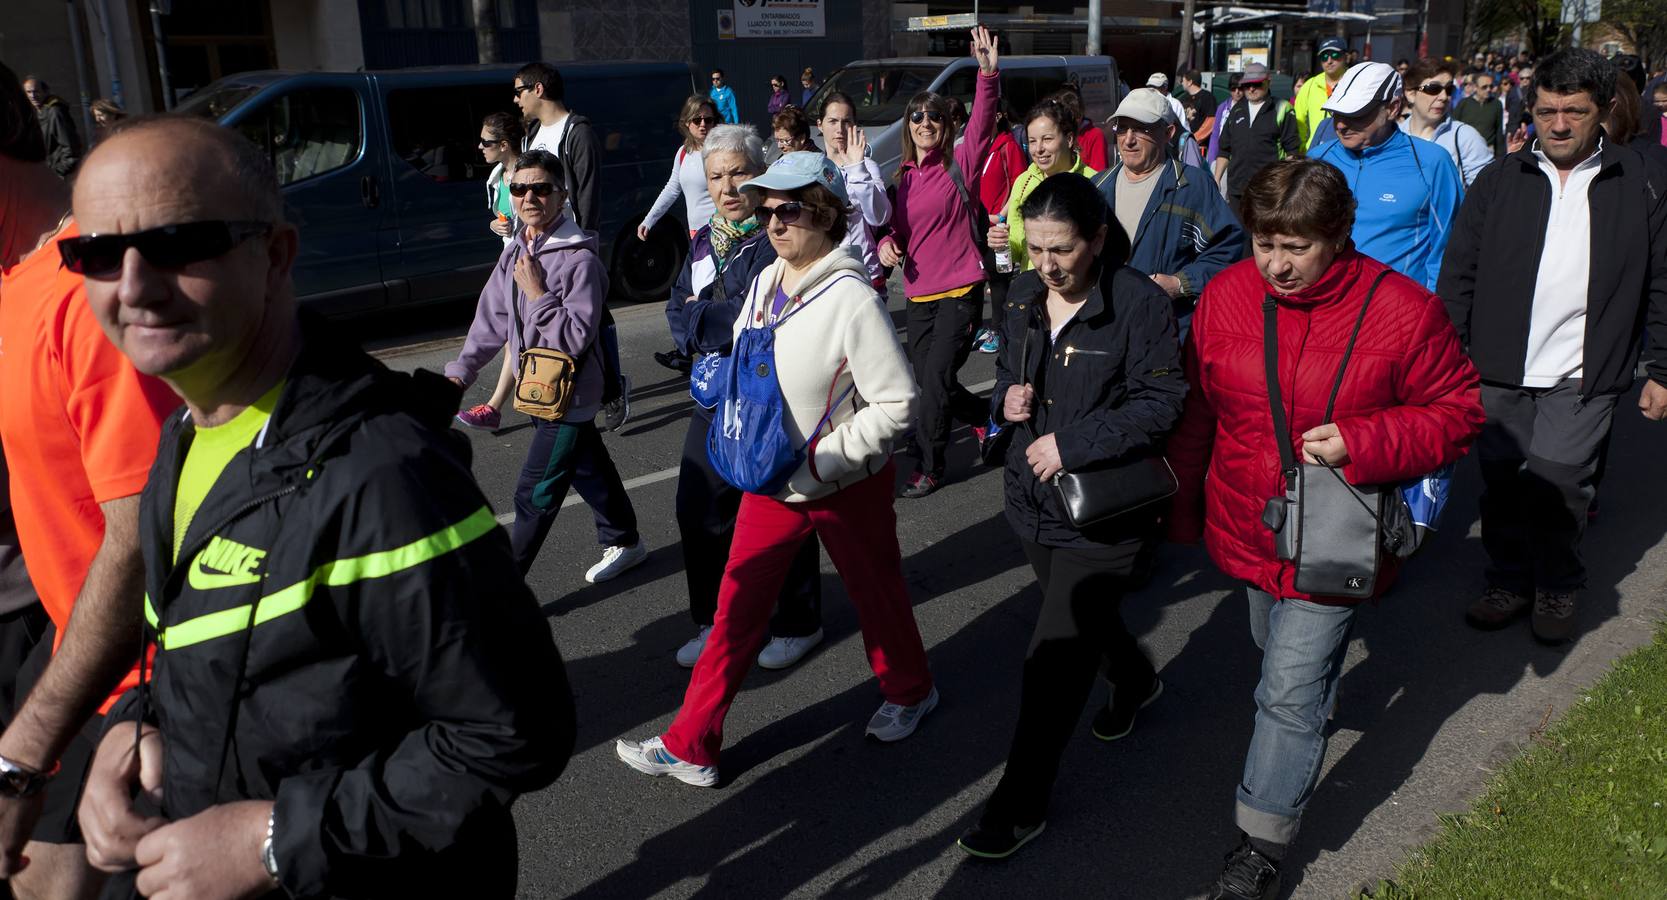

{"left": 58, "top": 220, "right": 272, "bottom": 278}
{"left": 1415, "top": 82, "right": 1457, "bottom": 96}
{"left": 754, "top": 201, "right": 820, "bottom": 227}
{"left": 688, "top": 116, "right": 718, "bottom": 127}
{"left": 908, "top": 109, "right": 945, "bottom": 125}
{"left": 508, "top": 182, "right": 557, "bottom": 198}
{"left": 478, "top": 137, "right": 505, "bottom": 147}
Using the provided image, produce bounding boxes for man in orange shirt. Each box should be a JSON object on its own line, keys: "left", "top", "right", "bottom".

{"left": 0, "top": 62, "right": 176, "bottom": 898}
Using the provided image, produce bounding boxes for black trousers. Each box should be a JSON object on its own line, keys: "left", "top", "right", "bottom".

{"left": 906, "top": 285, "right": 988, "bottom": 478}
{"left": 0, "top": 605, "right": 99, "bottom": 844}
{"left": 1478, "top": 380, "right": 1618, "bottom": 594}
{"left": 982, "top": 536, "right": 1157, "bottom": 828}
{"left": 511, "top": 419, "right": 640, "bottom": 576}
{"left": 676, "top": 408, "right": 822, "bottom": 636}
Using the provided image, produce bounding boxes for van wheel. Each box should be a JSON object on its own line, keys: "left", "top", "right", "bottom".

{"left": 612, "top": 220, "right": 686, "bottom": 302}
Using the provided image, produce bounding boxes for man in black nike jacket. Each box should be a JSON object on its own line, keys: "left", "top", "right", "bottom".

{"left": 69, "top": 116, "right": 575, "bottom": 899}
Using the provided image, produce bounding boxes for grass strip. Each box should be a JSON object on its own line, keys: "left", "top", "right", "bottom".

{"left": 1365, "top": 624, "right": 1667, "bottom": 899}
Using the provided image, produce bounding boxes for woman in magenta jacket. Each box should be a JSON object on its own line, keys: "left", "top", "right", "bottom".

{"left": 1166, "top": 159, "right": 1483, "bottom": 898}
{"left": 878, "top": 26, "right": 1002, "bottom": 498}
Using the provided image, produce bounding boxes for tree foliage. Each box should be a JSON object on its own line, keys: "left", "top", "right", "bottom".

{"left": 1463, "top": 0, "right": 1566, "bottom": 56}
{"left": 1600, "top": 0, "right": 1667, "bottom": 71}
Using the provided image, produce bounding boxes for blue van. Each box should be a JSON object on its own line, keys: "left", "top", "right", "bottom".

{"left": 178, "top": 62, "right": 696, "bottom": 315}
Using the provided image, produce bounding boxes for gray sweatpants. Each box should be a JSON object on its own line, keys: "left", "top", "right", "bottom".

{"left": 1477, "top": 379, "right": 1619, "bottom": 594}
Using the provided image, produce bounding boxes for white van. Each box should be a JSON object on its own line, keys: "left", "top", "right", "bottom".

{"left": 806, "top": 55, "right": 1123, "bottom": 180}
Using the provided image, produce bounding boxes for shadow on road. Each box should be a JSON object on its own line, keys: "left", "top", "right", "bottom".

{"left": 532, "top": 383, "right": 1667, "bottom": 899}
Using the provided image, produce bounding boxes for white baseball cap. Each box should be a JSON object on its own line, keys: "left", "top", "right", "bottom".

{"left": 1146, "top": 73, "right": 1170, "bottom": 90}
{"left": 1321, "top": 61, "right": 1404, "bottom": 116}
{"left": 1111, "top": 89, "right": 1171, "bottom": 125}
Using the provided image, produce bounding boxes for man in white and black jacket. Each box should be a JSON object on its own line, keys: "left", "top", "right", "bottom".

{"left": 1438, "top": 48, "right": 1667, "bottom": 645}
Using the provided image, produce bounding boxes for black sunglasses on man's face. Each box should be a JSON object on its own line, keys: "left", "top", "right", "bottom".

{"left": 58, "top": 220, "right": 272, "bottom": 278}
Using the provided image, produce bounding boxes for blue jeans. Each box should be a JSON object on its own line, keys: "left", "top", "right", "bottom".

{"left": 1235, "top": 588, "right": 1357, "bottom": 845}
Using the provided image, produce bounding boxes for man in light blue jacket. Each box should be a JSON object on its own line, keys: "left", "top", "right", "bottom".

{"left": 709, "top": 69, "right": 740, "bottom": 124}
{"left": 1309, "top": 62, "right": 1462, "bottom": 291}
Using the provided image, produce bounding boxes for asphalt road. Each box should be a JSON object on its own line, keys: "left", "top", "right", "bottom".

{"left": 359, "top": 288, "right": 1667, "bottom": 900}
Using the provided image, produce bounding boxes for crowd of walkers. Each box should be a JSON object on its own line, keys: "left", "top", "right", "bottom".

{"left": 0, "top": 26, "right": 1665, "bottom": 900}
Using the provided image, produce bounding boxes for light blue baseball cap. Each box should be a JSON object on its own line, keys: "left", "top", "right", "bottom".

{"left": 740, "top": 151, "right": 848, "bottom": 205}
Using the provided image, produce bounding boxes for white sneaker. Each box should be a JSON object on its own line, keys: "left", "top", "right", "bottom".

{"left": 757, "top": 628, "right": 824, "bottom": 670}
{"left": 585, "top": 540, "right": 647, "bottom": 584}
{"left": 600, "top": 374, "right": 632, "bottom": 432}
{"left": 615, "top": 736, "right": 717, "bottom": 787}
{"left": 865, "top": 685, "right": 939, "bottom": 742}
{"left": 676, "top": 625, "right": 712, "bottom": 668}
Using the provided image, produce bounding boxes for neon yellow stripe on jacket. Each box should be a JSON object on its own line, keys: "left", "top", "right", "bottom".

{"left": 147, "top": 505, "right": 498, "bottom": 651}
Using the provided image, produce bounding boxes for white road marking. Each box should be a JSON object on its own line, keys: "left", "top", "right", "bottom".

{"left": 490, "top": 378, "right": 999, "bottom": 525}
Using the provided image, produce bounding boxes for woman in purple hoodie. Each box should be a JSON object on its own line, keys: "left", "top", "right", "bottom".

{"left": 878, "top": 26, "right": 1001, "bottom": 498}
{"left": 446, "top": 149, "right": 642, "bottom": 579}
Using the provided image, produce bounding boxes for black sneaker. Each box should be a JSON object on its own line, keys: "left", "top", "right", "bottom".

{"left": 654, "top": 349, "right": 691, "bottom": 372}
{"left": 1208, "top": 838, "right": 1280, "bottom": 900}
{"left": 956, "top": 820, "right": 1046, "bottom": 860}
{"left": 1092, "top": 677, "right": 1163, "bottom": 741}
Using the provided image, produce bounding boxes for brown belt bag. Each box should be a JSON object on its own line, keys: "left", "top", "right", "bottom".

{"left": 508, "top": 258, "right": 581, "bottom": 421}
{"left": 513, "top": 346, "right": 579, "bottom": 421}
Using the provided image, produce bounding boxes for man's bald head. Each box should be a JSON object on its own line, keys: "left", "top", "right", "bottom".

{"left": 74, "top": 114, "right": 299, "bottom": 401}
{"left": 81, "top": 115, "right": 283, "bottom": 226}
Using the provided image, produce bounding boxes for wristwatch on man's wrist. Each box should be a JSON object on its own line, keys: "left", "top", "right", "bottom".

{"left": 0, "top": 754, "right": 60, "bottom": 799}
{"left": 261, "top": 808, "right": 280, "bottom": 880}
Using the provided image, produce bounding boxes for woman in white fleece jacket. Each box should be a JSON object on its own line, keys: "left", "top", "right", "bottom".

{"left": 618, "top": 153, "right": 939, "bottom": 786}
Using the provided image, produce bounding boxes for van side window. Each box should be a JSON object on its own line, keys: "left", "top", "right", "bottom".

{"left": 940, "top": 69, "right": 976, "bottom": 111}
{"left": 387, "top": 85, "right": 510, "bottom": 183}
{"left": 235, "top": 89, "right": 362, "bottom": 186}
{"left": 1003, "top": 68, "right": 1070, "bottom": 119}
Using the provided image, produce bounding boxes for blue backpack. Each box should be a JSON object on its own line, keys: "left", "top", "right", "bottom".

{"left": 707, "top": 275, "right": 862, "bottom": 495}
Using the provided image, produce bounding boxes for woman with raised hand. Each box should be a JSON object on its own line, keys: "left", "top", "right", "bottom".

{"left": 958, "top": 172, "right": 1185, "bottom": 860}
{"left": 456, "top": 111, "right": 527, "bottom": 430}
{"left": 986, "top": 101, "right": 1098, "bottom": 274}
{"left": 664, "top": 125, "right": 826, "bottom": 672}
{"left": 878, "top": 25, "right": 1002, "bottom": 499}
{"left": 645, "top": 96, "right": 722, "bottom": 373}
{"left": 619, "top": 153, "right": 934, "bottom": 787}
{"left": 817, "top": 91, "right": 893, "bottom": 293}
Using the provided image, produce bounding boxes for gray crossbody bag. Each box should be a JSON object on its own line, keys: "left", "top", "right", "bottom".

{"left": 1259, "top": 271, "right": 1401, "bottom": 598}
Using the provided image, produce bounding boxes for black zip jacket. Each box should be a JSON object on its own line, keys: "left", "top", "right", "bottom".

{"left": 1437, "top": 138, "right": 1667, "bottom": 394}
{"left": 37, "top": 97, "right": 82, "bottom": 178}
{"left": 1218, "top": 97, "right": 1300, "bottom": 201}
{"left": 108, "top": 318, "right": 575, "bottom": 899}
{"left": 558, "top": 114, "right": 601, "bottom": 231}
{"left": 991, "top": 265, "right": 1188, "bottom": 548}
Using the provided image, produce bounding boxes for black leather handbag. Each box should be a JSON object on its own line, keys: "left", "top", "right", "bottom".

{"left": 1014, "top": 306, "right": 1178, "bottom": 529}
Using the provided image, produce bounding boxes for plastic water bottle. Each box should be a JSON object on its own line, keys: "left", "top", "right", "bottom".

{"left": 993, "top": 214, "right": 1014, "bottom": 273}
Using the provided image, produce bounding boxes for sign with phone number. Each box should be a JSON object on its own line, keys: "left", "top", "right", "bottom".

{"left": 735, "top": 0, "right": 826, "bottom": 38}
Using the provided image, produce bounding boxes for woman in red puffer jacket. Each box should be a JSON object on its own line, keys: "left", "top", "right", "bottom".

{"left": 1167, "top": 159, "right": 1483, "bottom": 900}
